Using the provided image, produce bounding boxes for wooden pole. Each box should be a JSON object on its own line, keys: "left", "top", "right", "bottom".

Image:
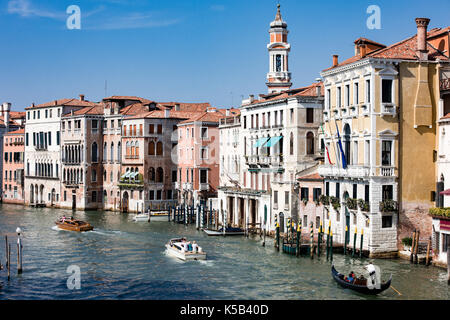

{"left": 414, "top": 230, "right": 420, "bottom": 264}
{"left": 17, "top": 237, "right": 23, "bottom": 274}
{"left": 330, "top": 230, "right": 333, "bottom": 262}
{"left": 410, "top": 229, "right": 416, "bottom": 263}
{"left": 425, "top": 236, "right": 431, "bottom": 266}
{"left": 317, "top": 224, "right": 322, "bottom": 257}
{"left": 310, "top": 223, "right": 314, "bottom": 259}
{"left": 352, "top": 227, "right": 357, "bottom": 258}
{"left": 326, "top": 221, "right": 331, "bottom": 261}
{"left": 275, "top": 220, "right": 280, "bottom": 251}
{"left": 5, "top": 235, "right": 8, "bottom": 268}
{"left": 360, "top": 228, "right": 364, "bottom": 258}
{"left": 8, "top": 243, "right": 11, "bottom": 280}
{"left": 447, "top": 236, "right": 450, "bottom": 285}
{"left": 344, "top": 225, "right": 348, "bottom": 255}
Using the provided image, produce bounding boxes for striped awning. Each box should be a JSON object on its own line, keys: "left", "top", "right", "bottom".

{"left": 253, "top": 137, "right": 270, "bottom": 148}
{"left": 130, "top": 172, "right": 139, "bottom": 179}
{"left": 264, "top": 136, "right": 282, "bottom": 147}
{"left": 121, "top": 172, "right": 131, "bottom": 179}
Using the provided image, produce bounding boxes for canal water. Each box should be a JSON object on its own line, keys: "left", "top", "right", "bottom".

{"left": 0, "top": 204, "right": 448, "bottom": 300}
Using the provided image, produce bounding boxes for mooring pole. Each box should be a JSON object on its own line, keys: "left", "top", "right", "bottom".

{"left": 17, "top": 236, "right": 23, "bottom": 274}
{"left": 326, "top": 221, "right": 330, "bottom": 261}
{"left": 317, "top": 223, "right": 321, "bottom": 257}
{"left": 5, "top": 235, "right": 8, "bottom": 268}
{"left": 425, "top": 236, "right": 431, "bottom": 266}
{"left": 360, "top": 228, "right": 364, "bottom": 258}
{"left": 330, "top": 230, "right": 333, "bottom": 262}
{"left": 410, "top": 229, "right": 416, "bottom": 263}
{"left": 352, "top": 227, "right": 357, "bottom": 258}
{"left": 275, "top": 219, "right": 280, "bottom": 251}
{"left": 8, "top": 243, "right": 11, "bottom": 280}
{"left": 344, "top": 225, "right": 348, "bottom": 255}
{"left": 310, "top": 222, "right": 314, "bottom": 259}
{"left": 296, "top": 221, "right": 301, "bottom": 257}
{"left": 447, "top": 236, "right": 450, "bottom": 285}
{"left": 414, "top": 230, "right": 420, "bottom": 264}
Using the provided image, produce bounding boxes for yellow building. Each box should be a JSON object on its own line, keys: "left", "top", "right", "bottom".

{"left": 318, "top": 18, "right": 450, "bottom": 257}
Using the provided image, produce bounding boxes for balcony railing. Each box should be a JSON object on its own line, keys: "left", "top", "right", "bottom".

{"left": 349, "top": 105, "right": 358, "bottom": 117}
{"left": 182, "top": 182, "right": 193, "bottom": 191}
{"left": 381, "top": 103, "right": 397, "bottom": 116}
{"left": 34, "top": 146, "right": 48, "bottom": 151}
{"left": 318, "top": 165, "right": 370, "bottom": 178}
{"left": 440, "top": 78, "right": 450, "bottom": 91}
{"left": 199, "top": 183, "right": 209, "bottom": 191}
{"left": 379, "top": 166, "right": 396, "bottom": 177}
{"left": 361, "top": 103, "right": 371, "bottom": 116}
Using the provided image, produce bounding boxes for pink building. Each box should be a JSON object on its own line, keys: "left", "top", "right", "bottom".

{"left": 176, "top": 109, "right": 226, "bottom": 206}
{"left": 2, "top": 129, "right": 25, "bottom": 204}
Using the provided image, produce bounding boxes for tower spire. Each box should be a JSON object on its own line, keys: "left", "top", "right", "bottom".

{"left": 266, "top": 4, "right": 292, "bottom": 93}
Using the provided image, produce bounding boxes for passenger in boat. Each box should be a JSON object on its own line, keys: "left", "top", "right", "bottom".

{"left": 187, "top": 241, "right": 193, "bottom": 251}
{"left": 62, "top": 215, "right": 66, "bottom": 223}
{"left": 192, "top": 241, "right": 198, "bottom": 253}
{"left": 347, "top": 271, "right": 355, "bottom": 283}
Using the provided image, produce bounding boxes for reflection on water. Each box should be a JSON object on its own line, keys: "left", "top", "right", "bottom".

{"left": 0, "top": 204, "right": 448, "bottom": 300}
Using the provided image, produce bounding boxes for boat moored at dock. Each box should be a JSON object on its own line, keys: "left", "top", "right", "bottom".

{"left": 203, "top": 227, "right": 245, "bottom": 236}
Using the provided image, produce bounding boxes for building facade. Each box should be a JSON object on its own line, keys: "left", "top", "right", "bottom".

{"left": 2, "top": 129, "right": 25, "bottom": 204}
{"left": 318, "top": 18, "right": 449, "bottom": 257}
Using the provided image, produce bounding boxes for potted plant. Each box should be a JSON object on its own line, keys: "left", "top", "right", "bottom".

{"left": 401, "top": 237, "right": 413, "bottom": 251}
{"left": 330, "top": 196, "right": 341, "bottom": 211}
{"left": 358, "top": 199, "right": 370, "bottom": 212}
{"left": 346, "top": 198, "right": 358, "bottom": 210}
{"left": 319, "top": 195, "right": 330, "bottom": 206}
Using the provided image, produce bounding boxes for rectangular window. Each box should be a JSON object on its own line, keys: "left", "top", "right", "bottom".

{"left": 313, "top": 188, "right": 322, "bottom": 201}
{"left": 326, "top": 89, "right": 331, "bottom": 109}
{"left": 149, "top": 190, "right": 155, "bottom": 200}
{"left": 301, "top": 188, "right": 309, "bottom": 201}
{"left": 354, "top": 82, "right": 359, "bottom": 105}
{"left": 25, "top": 133, "right": 29, "bottom": 146}
{"left": 201, "top": 127, "right": 208, "bottom": 139}
{"left": 365, "top": 140, "right": 370, "bottom": 165}
{"left": 336, "top": 183, "right": 340, "bottom": 199}
{"left": 303, "top": 215, "right": 308, "bottom": 227}
{"left": 172, "top": 170, "right": 177, "bottom": 183}
{"left": 48, "top": 131, "right": 51, "bottom": 146}
{"left": 345, "top": 84, "right": 350, "bottom": 106}
{"left": 353, "top": 184, "right": 357, "bottom": 199}
{"left": 382, "top": 185, "right": 393, "bottom": 201}
{"left": 157, "top": 190, "right": 162, "bottom": 200}
{"left": 200, "top": 169, "right": 207, "bottom": 184}
{"left": 56, "top": 131, "right": 60, "bottom": 145}
{"left": 167, "top": 190, "right": 173, "bottom": 200}
{"left": 365, "top": 185, "right": 370, "bottom": 202}
{"left": 326, "top": 182, "right": 329, "bottom": 196}
{"left": 382, "top": 79, "right": 393, "bottom": 103}
{"left": 337, "top": 87, "right": 342, "bottom": 107}
{"left": 243, "top": 116, "right": 247, "bottom": 129}
{"left": 157, "top": 124, "right": 162, "bottom": 134}
{"left": 274, "top": 190, "right": 278, "bottom": 206}
{"left": 381, "top": 141, "right": 392, "bottom": 166}
{"left": 382, "top": 215, "right": 393, "bottom": 228}
{"left": 285, "top": 191, "right": 289, "bottom": 206}
{"left": 92, "top": 191, "right": 97, "bottom": 203}
{"left": 200, "top": 147, "right": 208, "bottom": 160}
{"left": 316, "top": 216, "right": 321, "bottom": 230}
{"left": 366, "top": 79, "right": 371, "bottom": 103}
{"left": 306, "top": 108, "right": 314, "bottom": 123}
{"left": 92, "top": 120, "right": 98, "bottom": 131}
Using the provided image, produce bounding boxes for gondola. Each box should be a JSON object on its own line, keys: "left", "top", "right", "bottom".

{"left": 331, "top": 265, "right": 392, "bottom": 295}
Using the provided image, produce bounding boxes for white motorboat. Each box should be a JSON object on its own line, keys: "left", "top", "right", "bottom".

{"left": 165, "top": 238, "right": 206, "bottom": 261}
{"left": 133, "top": 212, "right": 150, "bottom": 222}
{"left": 150, "top": 211, "right": 169, "bottom": 221}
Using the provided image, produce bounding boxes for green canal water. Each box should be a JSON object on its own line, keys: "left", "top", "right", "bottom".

{"left": 0, "top": 203, "right": 448, "bottom": 300}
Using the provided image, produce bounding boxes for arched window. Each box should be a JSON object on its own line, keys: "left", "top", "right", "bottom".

{"left": 91, "top": 142, "right": 98, "bottom": 162}
{"left": 343, "top": 124, "right": 351, "bottom": 164}
{"left": 103, "top": 142, "right": 108, "bottom": 162}
{"left": 149, "top": 167, "right": 155, "bottom": 182}
{"left": 110, "top": 142, "right": 114, "bottom": 162}
{"left": 290, "top": 132, "right": 294, "bottom": 155}
{"left": 306, "top": 132, "right": 314, "bottom": 155}
{"left": 126, "top": 141, "right": 130, "bottom": 157}
{"left": 117, "top": 142, "right": 121, "bottom": 161}
{"left": 148, "top": 141, "right": 155, "bottom": 155}
{"left": 135, "top": 141, "right": 139, "bottom": 158}
{"left": 156, "top": 167, "right": 164, "bottom": 183}
{"left": 156, "top": 141, "right": 163, "bottom": 156}
{"left": 131, "top": 141, "right": 135, "bottom": 157}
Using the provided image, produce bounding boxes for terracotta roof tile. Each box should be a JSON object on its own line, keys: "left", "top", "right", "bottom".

{"left": 25, "top": 98, "right": 97, "bottom": 110}
{"left": 62, "top": 105, "right": 104, "bottom": 117}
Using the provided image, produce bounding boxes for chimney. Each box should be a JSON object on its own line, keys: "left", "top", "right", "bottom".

{"left": 226, "top": 109, "right": 230, "bottom": 116}
{"left": 164, "top": 109, "right": 170, "bottom": 118}
{"left": 332, "top": 55, "right": 339, "bottom": 67}
{"left": 415, "top": 17, "right": 430, "bottom": 60}
{"left": 54, "top": 100, "right": 58, "bottom": 106}
{"left": 315, "top": 78, "right": 322, "bottom": 96}
{"left": 79, "top": 94, "right": 85, "bottom": 101}
{"left": 175, "top": 103, "right": 181, "bottom": 111}
{"left": 359, "top": 44, "right": 367, "bottom": 58}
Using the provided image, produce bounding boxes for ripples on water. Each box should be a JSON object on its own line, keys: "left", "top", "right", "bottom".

{"left": 0, "top": 204, "right": 448, "bottom": 300}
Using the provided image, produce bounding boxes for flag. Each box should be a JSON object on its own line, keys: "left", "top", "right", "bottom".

{"left": 320, "top": 124, "right": 333, "bottom": 165}
{"left": 335, "top": 121, "right": 347, "bottom": 169}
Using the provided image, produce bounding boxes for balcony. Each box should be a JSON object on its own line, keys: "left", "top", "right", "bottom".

{"left": 199, "top": 183, "right": 209, "bottom": 191}
{"left": 349, "top": 105, "right": 358, "bottom": 117}
{"left": 381, "top": 103, "right": 397, "bottom": 117}
{"left": 174, "top": 182, "right": 181, "bottom": 190}
{"left": 182, "top": 182, "right": 193, "bottom": 191}
{"left": 378, "top": 166, "right": 396, "bottom": 177}
{"left": 332, "top": 109, "right": 341, "bottom": 120}
{"left": 440, "top": 78, "right": 450, "bottom": 91}
{"left": 34, "top": 146, "right": 48, "bottom": 151}
{"left": 323, "top": 110, "right": 329, "bottom": 122}
{"left": 318, "top": 164, "right": 370, "bottom": 178}
{"left": 361, "top": 103, "right": 371, "bottom": 116}
{"left": 341, "top": 106, "right": 350, "bottom": 118}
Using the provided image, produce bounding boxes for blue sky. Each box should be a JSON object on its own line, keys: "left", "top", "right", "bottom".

{"left": 0, "top": 0, "right": 449, "bottom": 111}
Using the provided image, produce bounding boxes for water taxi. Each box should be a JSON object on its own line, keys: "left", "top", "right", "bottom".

{"left": 203, "top": 227, "right": 245, "bottom": 236}
{"left": 55, "top": 218, "right": 94, "bottom": 232}
{"left": 133, "top": 212, "right": 150, "bottom": 222}
{"left": 165, "top": 238, "right": 206, "bottom": 261}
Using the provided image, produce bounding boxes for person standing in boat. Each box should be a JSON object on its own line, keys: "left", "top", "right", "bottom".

{"left": 192, "top": 241, "right": 198, "bottom": 253}
{"left": 365, "top": 262, "right": 381, "bottom": 290}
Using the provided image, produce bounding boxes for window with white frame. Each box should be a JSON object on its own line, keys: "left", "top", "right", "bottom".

{"left": 354, "top": 82, "right": 359, "bottom": 105}
{"left": 381, "top": 79, "right": 393, "bottom": 103}
{"left": 365, "top": 79, "right": 371, "bottom": 103}
{"left": 200, "top": 147, "right": 208, "bottom": 160}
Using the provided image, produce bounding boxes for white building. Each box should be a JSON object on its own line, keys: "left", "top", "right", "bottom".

{"left": 24, "top": 96, "right": 97, "bottom": 207}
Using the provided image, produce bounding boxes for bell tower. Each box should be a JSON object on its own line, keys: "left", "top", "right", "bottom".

{"left": 266, "top": 4, "right": 292, "bottom": 93}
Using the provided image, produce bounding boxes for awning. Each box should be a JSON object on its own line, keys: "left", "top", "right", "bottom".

{"left": 130, "top": 172, "right": 139, "bottom": 179}
{"left": 440, "top": 189, "right": 450, "bottom": 196}
{"left": 121, "top": 172, "right": 131, "bottom": 179}
{"left": 264, "top": 136, "right": 282, "bottom": 147}
{"left": 253, "top": 137, "right": 270, "bottom": 148}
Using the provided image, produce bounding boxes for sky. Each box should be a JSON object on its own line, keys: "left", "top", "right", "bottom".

{"left": 0, "top": 0, "right": 449, "bottom": 111}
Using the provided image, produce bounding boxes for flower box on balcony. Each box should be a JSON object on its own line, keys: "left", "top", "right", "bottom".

{"left": 346, "top": 198, "right": 358, "bottom": 210}
{"left": 319, "top": 194, "right": 330, "bottom": 205}
{"left": 379, "top": 199, "right": 398, "bottom": 212}
{"left": 429, "top": 207, "right": 450, "bottom": 219}
{"left": 358, "top": 199, "right": 370, "bottom": 212}
{"left": 330, "top": 196, "right": 340, "bottom": 211}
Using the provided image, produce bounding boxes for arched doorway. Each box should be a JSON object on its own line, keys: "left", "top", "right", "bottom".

{"left": 39, "top": 185, "right": 44, "bottom": 205}
{"left": 30, "top": 185, "right": 34, "bottom": 204}
{"left": 122, "top": 191, "right": 129, "bottom": 213}
{"left": 51, "top": 188, "right": 56, "bottom": 206}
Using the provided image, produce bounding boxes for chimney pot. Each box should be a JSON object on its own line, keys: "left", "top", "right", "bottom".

{"left": 79, "top": 94, "right": 85, "bottom": 101}
{"left": 415, "top": 17, "right": 430, "bottom": 60}
{"left": 54, "top": 100, "right": 58, "bottom": 106}
{"left": 175, "top": 103, "right": 181, "bottom": 111}
{"left": 333, "top": 55, "right": 339, "bottom": 67}
{"left": 164, "top": 109, "right": 170, "bottom": 118}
